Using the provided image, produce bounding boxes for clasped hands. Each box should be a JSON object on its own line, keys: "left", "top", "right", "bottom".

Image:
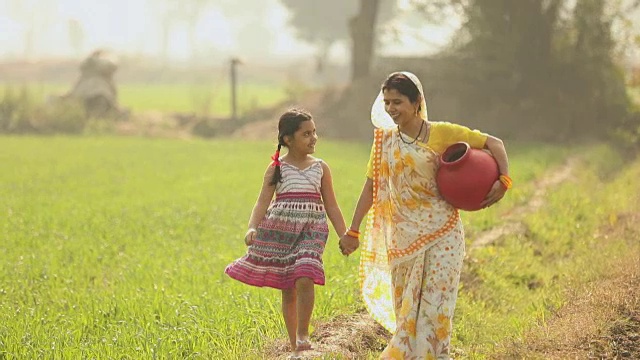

{"left": 247, "top": 227, "right": 360, "bottom": 256}
{"left": 339, "top": 233, "right": 359, "bottom": 256}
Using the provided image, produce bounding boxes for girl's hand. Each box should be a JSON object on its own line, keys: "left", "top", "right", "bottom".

{"left": 244, "top": 228, "right": 257, "bottom": 246}
{"left": 339, "top": 234, "right": 360, "bottom": 256}
{"left": 480, "top": 180, "right": 507, "bottom": 208}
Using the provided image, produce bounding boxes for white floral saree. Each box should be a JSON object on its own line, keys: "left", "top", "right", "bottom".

{"left": 360, "top": 127, "right": 466, "bottom": 360}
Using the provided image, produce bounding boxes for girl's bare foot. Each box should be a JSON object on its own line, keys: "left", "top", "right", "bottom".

{"left": 296, "top": 338, "right": 312, "bottom": 351}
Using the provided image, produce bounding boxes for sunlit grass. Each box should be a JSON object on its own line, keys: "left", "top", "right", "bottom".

{"left": 459, "top": 142, "right": 571, "bottom": 236}
{"left": 1, "top": 136, "right": 637, "bottom": 358}
{"left": 0, "top": 136, "right": 368, "bottom": 359}
{"left": 452, "top": 144, "right": 640, "bottom": 358}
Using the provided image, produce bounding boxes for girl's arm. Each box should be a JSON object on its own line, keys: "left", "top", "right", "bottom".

{"left": 245, "top": 165, "right": 276, "bottom": 245}
{"left": 320, "top": 161, "right": 347, "bottom": 237}
{"left": 481, "top": 135, "right": 509, "bottom": 207}
{"left": 339, "top": 177, "right": 373, "bottom": 255}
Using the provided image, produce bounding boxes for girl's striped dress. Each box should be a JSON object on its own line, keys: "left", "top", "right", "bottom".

{"left": 225, "top": 159, "right": 329, "bottom": 289}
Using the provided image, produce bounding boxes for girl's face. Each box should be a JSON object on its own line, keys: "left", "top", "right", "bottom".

{"left": 383, "top": 88, "right": 420, "bottom": 126}
{"left": 285, "top": 120, "right": 317, "bottom": 155}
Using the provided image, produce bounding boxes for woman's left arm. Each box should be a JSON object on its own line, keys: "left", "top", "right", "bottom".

{"left": 481, "top": 135, "right": 510, "bottom": 207}
{"left": 320, "top": 161, "right": 348, "bottom": 237}
{"left": 485, "top": 135, "right": 509, "bottom": 176}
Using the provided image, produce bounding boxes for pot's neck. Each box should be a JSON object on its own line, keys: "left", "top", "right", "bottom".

{"left": 441, "top": 144, "right": 469, "bottom": 166}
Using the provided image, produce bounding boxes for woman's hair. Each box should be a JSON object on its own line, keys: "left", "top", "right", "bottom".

{"left": 382, "top": 72, "right": 422, "bottom": 111}
{"left": 269, "top": 108, "right": 313, "bottom": 185}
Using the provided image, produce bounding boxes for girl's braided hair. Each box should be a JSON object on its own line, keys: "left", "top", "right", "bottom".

{"left": 269, "top": 108, "right": 313, "bottom": 186}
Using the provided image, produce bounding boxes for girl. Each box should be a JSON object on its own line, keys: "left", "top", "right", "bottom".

{"left": 225, "top": 108, "right": 347, "bottom": 360}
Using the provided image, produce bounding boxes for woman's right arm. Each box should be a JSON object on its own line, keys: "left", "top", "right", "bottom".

{"left": 349, "top": 178, "right": 374, "bottom": 232}
{"left": 339, "top": 177, "right": 373, "bottom": 255}
{"left": 245, "top": 166, "right": 276, "bottom": 245}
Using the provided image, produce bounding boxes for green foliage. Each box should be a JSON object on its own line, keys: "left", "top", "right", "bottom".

{"left": 630, "top": 87, "right": 640, "bottom": 106}
{"left": 0, "top": 86, "right": 87, "bottom": 134}
{"left": 610, "top": 105, "right": 640, "bottom": 153}
{"left": 36, "top": 99, "right": 87, "bottom": 134}
{"left": 561, "top": 0, "right": 631, "bottom": 136}
{"left": 407, "top": 0, "right": 637, "bottom": 143}
{"left": 0, "top": 86, "right": 38, "bottom": 133}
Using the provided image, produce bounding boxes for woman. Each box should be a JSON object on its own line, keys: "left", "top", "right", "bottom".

{"left": 339, "top": 71, "right": 511, "bottom": 359}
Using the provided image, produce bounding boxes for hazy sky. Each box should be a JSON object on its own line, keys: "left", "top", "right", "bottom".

{"left": 0, "top": 0, "right": 460, "bottom": 64}
{"left": 0, "top": 0, "right": 302, "bottom": 60}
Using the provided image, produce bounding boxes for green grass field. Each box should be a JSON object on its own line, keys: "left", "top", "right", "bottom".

{"left": 1, "top": 136, "right": 638, "bottom": 359}
{"left": 118, "top": 83, "right": 288, "bottom": 115}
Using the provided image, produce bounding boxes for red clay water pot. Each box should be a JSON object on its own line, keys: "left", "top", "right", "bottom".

{"left": 436, "top": 142, "right": 499, "bottom": 211}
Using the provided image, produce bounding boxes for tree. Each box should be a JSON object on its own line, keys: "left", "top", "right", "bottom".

{"left": 350, "top": 0, "right": 380, "bottom": 80}
{"left": 568, "top": 0, "right": 630, "bottom": 135}
{"left": 281, "top": 0, "right": 359, "bottom": 74}
{"left": 404, "top": 0, "right": 636, "bottom": 141}
{"left": 155, "top": 0, "right": 216, "bottom": 63}
{"left": 281, "top": 0, "right": 396, "bottom": 79}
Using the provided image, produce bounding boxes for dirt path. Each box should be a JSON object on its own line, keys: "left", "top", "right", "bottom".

{"left": 470, "top": 156, "right": 579, "bottom": 250}
{"left": 492, "top": 212, "right": 640, "bottom": 359}
{"left": 262, "top": 313, "right": 389, "bottom": 360}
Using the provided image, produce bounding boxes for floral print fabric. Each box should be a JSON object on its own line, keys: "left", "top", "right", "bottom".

{"left": 360, "top": 128, "right": 466, "bottom": 359}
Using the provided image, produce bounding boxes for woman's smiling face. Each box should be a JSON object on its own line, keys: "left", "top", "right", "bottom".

{"left": 383, "top": 88, "right": 418, "bottom": 127}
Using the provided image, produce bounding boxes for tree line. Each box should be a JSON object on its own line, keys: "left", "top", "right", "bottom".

{"left": 284, "top": 0, "right": 640, "bottom": 148}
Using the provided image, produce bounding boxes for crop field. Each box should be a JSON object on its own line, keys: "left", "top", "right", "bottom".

{"left": 1, "top": 136, "right": 639, "bottom": 359}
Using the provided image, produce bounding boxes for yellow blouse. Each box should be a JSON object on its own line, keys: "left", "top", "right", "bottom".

{"left": 366, "top": 121, "right": 488, "bottom": 178}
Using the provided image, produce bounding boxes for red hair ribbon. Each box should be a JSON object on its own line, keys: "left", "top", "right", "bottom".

{"left": 271, "top": 150, "right": 281, "bottom": 167}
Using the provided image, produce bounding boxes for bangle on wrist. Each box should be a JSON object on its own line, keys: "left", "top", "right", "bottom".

{"left": 499, "top": 174, "right": 513, "bottom": 190}
{"left": 346, "top": 229, "right": 360, "bottom": 238}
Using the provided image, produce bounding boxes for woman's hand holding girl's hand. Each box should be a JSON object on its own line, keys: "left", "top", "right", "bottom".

{"left": 339, "top": 234, "right": 360, "bottom": 256}
{"left": 480, "top": 180, "right": 507, "bottom": 208}
{"left": 244, "top": 228, "right": 257, "bottom": 246}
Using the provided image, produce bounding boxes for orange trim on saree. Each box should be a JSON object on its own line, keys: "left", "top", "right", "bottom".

{"left": 387, "top": 210, "right": 459, "bottom": 261}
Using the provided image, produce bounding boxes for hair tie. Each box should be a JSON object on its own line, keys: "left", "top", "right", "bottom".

{"left": 271, "top": 150, "right": 281, "bottom": 167}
